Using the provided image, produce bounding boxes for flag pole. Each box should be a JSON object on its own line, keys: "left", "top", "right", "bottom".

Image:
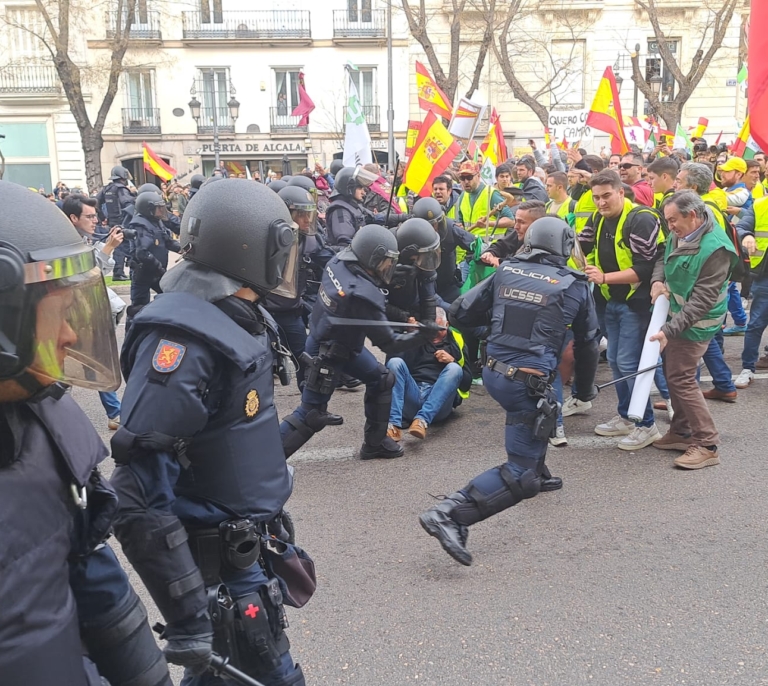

{"left": 386, "top": 0, "right": 395, "bottom": 181}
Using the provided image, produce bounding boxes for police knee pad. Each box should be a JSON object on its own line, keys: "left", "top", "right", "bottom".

{"left": 79, "top": 590, "right": 172, "bottom": 686}
{"left": 275, "top": 663, "right": 306, "bottom": 686}
{"left": 380, "top": 367, "right": 396, "bottom": 392}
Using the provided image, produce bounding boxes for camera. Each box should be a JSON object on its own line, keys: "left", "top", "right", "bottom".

{"left": 693, "top": 141, "right": 708, "bottom": 154}
{"left": 120, "top": 228, "right": 137, "bottom": 241}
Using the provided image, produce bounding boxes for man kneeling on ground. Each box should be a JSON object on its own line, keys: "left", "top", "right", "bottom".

{"left": 387, "top": 308, "right": 472, "bottom": 441}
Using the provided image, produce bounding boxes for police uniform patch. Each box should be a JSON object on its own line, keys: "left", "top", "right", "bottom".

{"left": 152, "top": 339, "right": 186, "bottom": 373}
{"left": 244, "top": 389, "right": 260, "bottom": 418}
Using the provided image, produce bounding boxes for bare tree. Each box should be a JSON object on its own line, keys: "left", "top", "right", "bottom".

{"left": 3, "top": 0, "right": 138, "bottom": 191}
{"left": 400, "top": 0, "right": 494, "bottom": 104}
{"left": 629, "top": 0, "right": 739, "bottom": 131}
{"left": 493, "top": 0, "right": 589, "bottom": 126}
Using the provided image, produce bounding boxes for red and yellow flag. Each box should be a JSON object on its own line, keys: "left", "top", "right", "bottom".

{"left": 480, "top": 108, "right": 507, "bottom": 165}
{"left": 691, "top": 117, "right": 708, "bottom": 139}
{"left": 731, "top": 115, "right": 751, "bottom": 157}
{"left": 403, "top": 109, "right": 461, "bottom": 198}
{"left": 749, "top": 0, "right": 768, "bottom": 153}
{"left": 415, "top": 61, "right": 452, "bottom": 120}
{"left": 142, "top": 142, "right": 176, "bottom": 181}
{"left": 586, "top": 67, "right": 629, "bottom": 155}
{"left": 405, "top": 119, "right": 422, "bottom": 159}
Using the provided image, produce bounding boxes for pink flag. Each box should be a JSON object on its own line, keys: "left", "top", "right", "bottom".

{"left": 291, "top": 71, "right": 315, "bottom": 126}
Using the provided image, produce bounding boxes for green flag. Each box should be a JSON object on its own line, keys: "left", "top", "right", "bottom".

{"left": 737, "top": 63, "right": 748, "bottom": 84}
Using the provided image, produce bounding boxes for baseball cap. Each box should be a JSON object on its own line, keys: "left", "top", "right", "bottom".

{"left": 458, "top": 160, "right": 480, "bottom": 176}
{"left": 719, "top": 157, "right": 747, "bottom": 174}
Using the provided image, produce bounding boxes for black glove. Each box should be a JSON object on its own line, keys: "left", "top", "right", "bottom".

{"left": 418, "top": 320, "right": 446, "bottom": 338}
{"left": 163, "top": 616, "right": 213, "bottom": 675}
{"left": 396, "top": 213, "right": 412, "bottom": 223}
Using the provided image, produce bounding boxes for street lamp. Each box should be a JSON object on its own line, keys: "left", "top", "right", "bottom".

{"left": 614, "top": 73, "right": 624, "bottom": 93}
{"left": 189, "top": 74, "right": 239, "bottom": 171}
{"left": 649, "top": 73, "right": 663, "bottom": 100}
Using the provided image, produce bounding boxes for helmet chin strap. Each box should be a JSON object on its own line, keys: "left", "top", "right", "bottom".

{"left": 14, "top": 370, "right": 66, "bottom": 402}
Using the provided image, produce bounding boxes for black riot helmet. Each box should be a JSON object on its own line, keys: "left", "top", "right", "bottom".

{"left": 137, "top": 182, "right": 161, "bottom": 195}
{"left": 135, "top": 191, "right": 168, "bottom": 221}
{"left": 203, "top": 174, "right": 225, "bottom": 187}
{"left": 278, "top": 186, "right": 317, "bottom": 236}
{"left": 339, "top": 224, "right": 399, "bottom": 284}
{"left": 288, "top": 174, "right": 317, "bottom": 195}
{"left": 329, "top": 159, "right": 344, "bottom": 176}
{"left": 180, "top": 179, "right": 300, "bottom": 298}
{"left": 190, "top": 174, "right": 205, "bottom": 190}
{"left": 395, "top": 218, "right": 441, "bottom": 271}
{"left": 268, "top": 180, "right": 288, "bottom": 193}
{"left": 110, "top": 165, "right": 131, "bottom": 182}
{"left": 0, "top": 181, "right": 121, "bottom": 391}
{"left": 523, "top": 216, "right": 576, "bottom": 258}
{"left": 281, "top": 175, "right": 294, "bottom": 184}
{"left": 413, "top": 197, "right": 446, "bottom": 239}
{"left": 333, "top": 165, "right": 377, "bottom": 197}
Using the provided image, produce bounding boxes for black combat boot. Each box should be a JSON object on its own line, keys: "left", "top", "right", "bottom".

{"left": 539, "top": 463, "right": 563, "bottom": 492}
{"left": 359, "top": 436, "right": 404, "bottom": 460}
{"left": 418, "top": 493, "right": 473, "bottom": 566}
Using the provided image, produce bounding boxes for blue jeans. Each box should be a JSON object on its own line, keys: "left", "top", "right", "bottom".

{"left": 99, "top": 391, "right": 121, "bottom": 419}
{"left": 460, "top": 260, "right": 470, "bottom": 284}
{"left": 727, "top": 281, "right": 747, "bottom": 327}
{"left": 654, "top": 360, "right": 669, "bottom": 400}
{"left": 386, "top": 357, "right": 462, "bottom": 426}
{"left": 599, "top": 299, "right": 654, "bottom": 427}
{"left": 742, "top": 275, "right": 768, "bottom": 371}
{"left": 699, "top": 330, "right": 736, "bottom": 392}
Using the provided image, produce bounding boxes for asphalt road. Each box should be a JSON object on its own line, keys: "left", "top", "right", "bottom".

{"left": 73, "top": 304, "right": 768, "bottom": 686}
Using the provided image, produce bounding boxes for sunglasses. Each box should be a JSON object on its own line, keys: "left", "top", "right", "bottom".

{"left": 619, "top": 163, "right": 640, "bottom": 170}
{"left": 459, "top": 175, "right": 476, "bottom": 181}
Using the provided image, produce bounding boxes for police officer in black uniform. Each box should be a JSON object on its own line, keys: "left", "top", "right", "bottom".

{"left": 126, "top": 190, "right": 181, "bottom": 324}
{"left": 188, "top": 174, "right": 205, "bottom": 201}
{"left": 110, "top": 179, "right": 307, "bottom": 685}
{"left": 412, "top": 197, "right": 476, "bottom": 305}
{"left": 97, "top": 165, "right": 136, "bottom": 280}
{"left": 387, "top": 217, "right": 441, "bottom": 324}
{"left": 324, "top": 165, "right": 378, "bottom": 249}
{"left": 419, "top": 217, "right": 600, "bottom": 565}
{"left": 280, "top": 224, "right": 440, "bottom": 460}
{"left": 0, "top": 180, "right": 171, "bottom": 686}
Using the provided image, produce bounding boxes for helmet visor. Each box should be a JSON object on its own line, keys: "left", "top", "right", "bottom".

{"left": 373, "top": 247, "right": 400, "bottom": 284}
{"left": 290, "top": 203, "right": 318, "bottom": 236}
{"left": 27, "top": 266, "right": 121, "bottom": 391}
{"left": 353, "top": 165, "right": 378, "bottom": 188}
{"left": 413, "top": 245, "right": 441, "bottom": 271}
{"left": 270, "top": 226, "right": 301, "bottom": 299}
{"left": 569, "top": 236, "right": 587, "bottom": 271}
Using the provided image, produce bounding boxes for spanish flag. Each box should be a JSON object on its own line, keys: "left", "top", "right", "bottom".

{"left": 403, "top": 109, "right": 461, "bottom": 198}
{"left": 143, "top": 141, "right": 176, "bottom": 181}
{"left": 586, "top": 67, "right": 629, "bottom": 155}
{"left": 731, "top": 115, "right": 759, "bottom": 159}
{"left": 415, "top": 61, "right": 452, "bottom": 121}
{"left": 691, "top": 117, "right": 708, "bottom": 139}
{"left": 480, "top": 108, "right": 507, "bottom": 165}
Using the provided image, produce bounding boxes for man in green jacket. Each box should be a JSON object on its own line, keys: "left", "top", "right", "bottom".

{"left": 650, "top": 190, "right": 737, "bottom": 469}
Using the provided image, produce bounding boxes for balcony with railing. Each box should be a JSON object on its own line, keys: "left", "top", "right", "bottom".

{"left": 106, "top": 11, "right": 162, "bottom": 40}
{"left": 342, "top": 104, "right": 380, "bottom": 132}
{"left": 195, "top": 106, "right": 235, "bottom": 134}
{"left": 0, "top": 65, "right": 61, "bottom": 95}
{"left": 122, "top": 108, "right": 161, "bottom": 135}
{"left": 182, "top": 10, "right": 311, "bottom": 41}
{"left": 333, "top": 10, "right": 385, "bottom": 40}
{"left": 270, "top": 108, "right": 307, "bottom": 134}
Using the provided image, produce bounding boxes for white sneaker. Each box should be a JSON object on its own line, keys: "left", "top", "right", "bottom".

{"left": 598, "top": 336, "right": 608, "bottom": 353}
{"left": 595, "top": 415, "right": 634, "bottom": 436}
{"left": 549, "top": 425, "right": 568, "bottom": 447}
{"left": 734, "top": 368, "right": 754, "bottom": 389}
{"left": 618, "top": 424, "right": 662, "bottom": 451}
{"left": 562, "top": 396, "right": 592, "bottom": 417}
{"left": 665, "top": 398, "right": 674, "bottom": 421}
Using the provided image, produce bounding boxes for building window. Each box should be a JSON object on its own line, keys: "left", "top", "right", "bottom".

{"left": 5, "top": 6, "right": 48, "bottom": 60}
{"left": 125, "top": 70, "right": 155, "bottom": 113}
{"left": 275, "top": 69, "right": 301, "bottom": 113}
{"left": 646, "top": 39, "right": 678, "bottom": 103}
{"left": 549, "top": 40, "right": 585, "bottom": 109}
{"left": 349, "top": 67, "right": 376, "bottom": 107}
{"left": 200, "top": 0, "right": 223, "bottom": 24}
{"left": 196, "top": 67, "right": 232, "bottom": 130}
{"left": 348, "top": 0, "right": 373, "bottom": 23}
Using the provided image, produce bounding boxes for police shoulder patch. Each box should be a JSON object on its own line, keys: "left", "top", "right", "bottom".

{"left": 152, "top": 339, "right": 187, "bottom": 373}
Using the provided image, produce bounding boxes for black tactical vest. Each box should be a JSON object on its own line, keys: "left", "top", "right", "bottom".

{"left": 325, "top": 195, "right": 364, "bottom": 247}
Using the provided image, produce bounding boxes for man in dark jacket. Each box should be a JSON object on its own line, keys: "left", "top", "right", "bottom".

{"left": 514, "top": 156, "right": 549, "bottom": 203}
{"left": 386, "top": 307, "right": 472, "bottom": 441}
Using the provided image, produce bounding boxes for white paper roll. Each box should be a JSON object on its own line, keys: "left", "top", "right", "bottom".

{"left": 627, "top": 294, "right": 670, "bottom": 422}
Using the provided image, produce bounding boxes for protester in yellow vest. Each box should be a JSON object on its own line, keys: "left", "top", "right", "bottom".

{"left": 746, "top": 160, "right": 765, "bottom": 201}
{"left": 566, "top": 152, "right": 605, "bottom": 234}
{"left": 545, "top": 172, "right": 576, "bottom": 226}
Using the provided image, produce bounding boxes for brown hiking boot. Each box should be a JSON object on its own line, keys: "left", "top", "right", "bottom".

{"left": 756, "top": 355, "right": 768, "bottom": 370}
{"left": 702, "top": 388, "right": 738, "bottom": 403}
{"left": 387, "top": 423, "right": 402, "bottom": 442}
{"left": 674, "top": 445, "right": 720, "bottom": 470}
{"left": 408, "top": 418, "right": 428, "bottom": 439}
{"left": 653, "top": 432, "right": 695, "bottom": 451}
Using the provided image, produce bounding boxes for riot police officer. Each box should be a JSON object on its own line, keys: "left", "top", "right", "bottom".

{"left": 0, "top": 180, "right": 171, "bottom": 686}
{"left": 280, "top": 224, "right": 439, "bottom": 460}
{"left": 419, "top": 217, "right": 600, "bottom": 565}
{"left": 97, "top": 165, "right": 136, "bottom": 280}
{"left": 387, "top": 217, "right": 441, "bottom": 324}
{"left": 188, "top": 173, "right": 205, "bottom": 201}
{"left": 325, "top": 165, "right": 378, "bottom": 248}
{"left": 110, "top": 179, "right": 307, "bottom": 685}
{"left": 126, "top": 190, "right": 181, "bottom": 324}
{"left": 412, "top": 197, "right": 476, "bottom": 305}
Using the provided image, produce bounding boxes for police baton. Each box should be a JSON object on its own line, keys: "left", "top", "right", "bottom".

{"left": 326, "top": 316, "right": 446, "bottom": 330}
{"left": 152, "top": 623, "right": 266, "bottom": 686}
{"left": 595, "top": 363, "right": 663, "bottom": 392}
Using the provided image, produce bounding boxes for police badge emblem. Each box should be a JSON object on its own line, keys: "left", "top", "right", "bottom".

{"left": 152, "top": 339, "right": 186, "bottom": 373}
{"left": 244, "top": 389, "right": 260, "bottom": 418}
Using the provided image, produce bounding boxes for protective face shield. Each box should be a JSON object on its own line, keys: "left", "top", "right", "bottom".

{"left": 569, "top": 236, "right": 587, "bottom": 271}
{"left": 352, "top": 165, "right": 378, "bottom": 189}
{"left": 267, "top": 221, "right": 300, "bottom": 299}
{"left": 0, "top": 242, "right": 121, "bottom": 391}
{"left": 291, "top": 205, "right": 317, "bottom": 236}
{"left": 410, "top": 236, "right": 441, "bottom": 271}
{"left": 369, "top": 243, "right": 400, "bottom": 284}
